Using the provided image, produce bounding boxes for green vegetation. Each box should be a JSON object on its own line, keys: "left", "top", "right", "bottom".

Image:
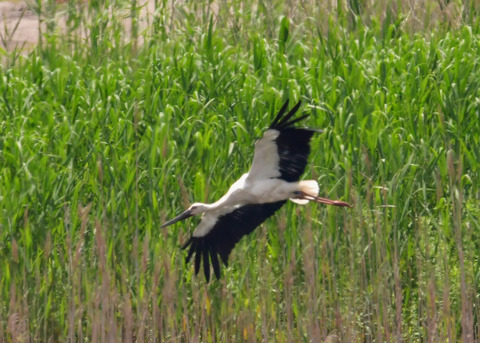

{"left": 1, "top": 0, "right": 479, "bottom": 341}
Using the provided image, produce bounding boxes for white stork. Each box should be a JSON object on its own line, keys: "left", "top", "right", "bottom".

{"left": 162, "top": 100, "right": 351, "bottom": 281}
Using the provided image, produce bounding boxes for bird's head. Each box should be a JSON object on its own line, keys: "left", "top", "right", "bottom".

{"left": 161, "top": 202, "right": 209, "bottom": 228}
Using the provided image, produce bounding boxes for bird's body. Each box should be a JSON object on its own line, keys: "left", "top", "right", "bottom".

{"left": 191, "top": 175, "right": 309, "bottom": 237}
{"left": 162, "top": 100, "right": 350, "bottom": 281}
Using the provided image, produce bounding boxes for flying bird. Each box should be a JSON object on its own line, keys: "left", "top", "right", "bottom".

{"left": 162, "top": 100, "right": 351, "bottom": 281}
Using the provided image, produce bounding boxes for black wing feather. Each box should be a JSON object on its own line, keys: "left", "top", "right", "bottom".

{"left": 269, "top": 99, "right": 290, "bottom": 129}
{"left": 269, "top": 100, "right": 303, "bottom": 130}
{"left": 269, "top": 100, "right": 321, "bottom": 182}
{"left": 276, "top": 128, "right": 317, "bottom": 182}
{"left": 209, "top": 243, "right": 221, "bottom": 280}
{"left": 203, "top": 243, "right": 210, "bottom": 282}
{"left": 183, "top": 238, "right": 196, "bottom": 268}
{"left": 194, "top": 242, "right": 202, "bottom": 276}
{"left": 182, "top": 201, "right": 286, "bottom": 281}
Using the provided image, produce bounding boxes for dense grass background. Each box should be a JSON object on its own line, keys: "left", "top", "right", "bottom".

{"left": 1, "top": 0, "right": 480, "bottom": 341}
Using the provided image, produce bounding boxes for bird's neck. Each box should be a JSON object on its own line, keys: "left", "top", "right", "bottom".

{"left": 197, "top": 202, "right": 219, "bottom": 214}
{"left": 201, "top": 197, "right": 235, "bottom": 214}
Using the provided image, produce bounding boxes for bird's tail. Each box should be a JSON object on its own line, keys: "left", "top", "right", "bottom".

{"left": 290, "top": 180, "right": 319, "bottom": 205}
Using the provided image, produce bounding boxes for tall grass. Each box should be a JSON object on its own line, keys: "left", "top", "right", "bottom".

{"left": 1, "top": 0, "right": 479, "bottom": 341}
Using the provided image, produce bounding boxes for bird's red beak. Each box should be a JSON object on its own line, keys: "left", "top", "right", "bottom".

{"left": 161, "top": 209, "right": 194, "bottom": 228}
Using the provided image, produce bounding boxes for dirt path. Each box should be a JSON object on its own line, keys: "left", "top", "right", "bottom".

{"left": 0, "top": 0, "right": 160, "bottom": 52}
{"left": 0, "top": 1, "right": 40, "bottom": 51}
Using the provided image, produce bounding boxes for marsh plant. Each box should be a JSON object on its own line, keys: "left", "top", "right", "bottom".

{"left": 1, "top": 0, "right": 479, "bottom": 341}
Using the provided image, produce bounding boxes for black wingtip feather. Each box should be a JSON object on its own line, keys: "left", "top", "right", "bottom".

{"left": 269, "top": 100, "right": 305, "bottom": 130}
{"left": 277, "top": 100, "right": 302, "bottom": 127}
{"left": 269, "top": 99, "right": 289, "bottom": 129}
{"left": 203, "top": 243, "right": 210, "bottom": 282}
{"left": 183, "top": 237, "right": 220, "bottom": 281}
{"left": 185, "top": 240, "right": 195, "bottom": 264}
{"left": 209, "top": 244, "right": 221, "bottom": 280}
{"left": 194, "top": 242, "right": 202, "bottom": 276}
{"left": 218, "top": 248, "right": 229, "bottom": 267}
{"left": 281, "top": 113, "right": 310, "bottom": 127}
{"left": 181, "top": 237, "right": 192, "bottom": 250}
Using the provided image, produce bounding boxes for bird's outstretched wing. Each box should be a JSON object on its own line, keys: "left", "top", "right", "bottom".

{"left": 247, "top": 100, "right": 321, "bottom": 182}
{"left": 182, "top": 201, "right": 286, "bottom": 281}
